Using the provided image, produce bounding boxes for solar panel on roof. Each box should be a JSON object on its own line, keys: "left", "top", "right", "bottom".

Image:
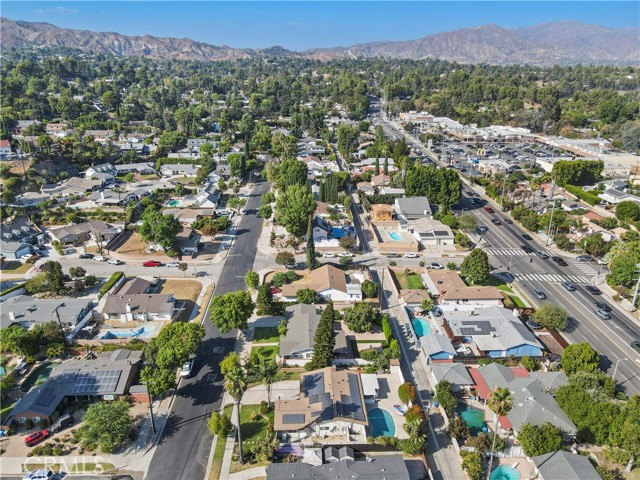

{"left": 302, "top": 372, "right": 325, "bottom": 397}
{"left": 72, "top": 369, "right": 121, "bottom": 394}
{"left": 35, "top": 387, "right": 58, "bottom": 407}
{"left": 282, "top": 413, "right": 305, "bottom": 424}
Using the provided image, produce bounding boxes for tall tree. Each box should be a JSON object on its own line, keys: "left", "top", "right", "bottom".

{"left": 275, "top": 184, "right": 316, "bottom": 239}
{"left": 460, "top": 249, "right": 491, "bottom": 284}
{"left": 209, "top": 291, "right": 255, "bottom": 332}
{"left": 486, "top": 387, "right": 513, "bottom": 479}
{"left": 223, "top": 355, "right": 247, "bottom": 464}
{"left": 310, "top": 302, "right": 337, "bottom": 369}
{"left": 306, "top": 216, "right": 318, "bottom": 270}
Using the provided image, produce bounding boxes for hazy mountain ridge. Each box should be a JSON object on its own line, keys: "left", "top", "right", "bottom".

{"left": 1, "top": 17, "right": 638, "bottom": 65}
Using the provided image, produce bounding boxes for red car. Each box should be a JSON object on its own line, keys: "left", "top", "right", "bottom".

{"left": 143, "top": 260, "right": 162, "bottom": 267}
{"left": 269, "top": 286, "right": 281, "bottom": 294}
{"left": 25, "top": 429, "right": 50, "bottom": 447}
{"left": 484, "top": 207, "right": 494, "bottom": 213}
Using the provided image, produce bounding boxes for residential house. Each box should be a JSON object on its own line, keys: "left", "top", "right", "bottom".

{"left": 167, "top": 184, "right": 221, "bottom": 209}
{"left": 281, "top": 265, "right": 362, "bottom": 303}
{"left": 41, "top": 177, "right": 107, "bottom": 198}
{"left": 162, "top": 208, "right": 215, "bottom": 226}
{"left": 215, "top": 163, "right": 231, "bottom": 179}
{"left": 381, "top": 187, "right": 405, "bottom": 196}
{"left": 1, "top": 296, "right": 93, "bottom": 329}
{"left": 89, "top": 189, "right": 138, "bottom": 207}
{"left": 360, "top": 374, "right": 380, "bottom": 403}
{"left": 278, "top": 304, "right": 322, "bottom": 365}
{"left": 45, "top": 123, "right": 69, "bottom": 136}
{"left": 444, "top": 307, "right": 544, "bottom": 358}
{"left": 315, "top": 202, "right": 333, "bottom": 219}
{"left": 532, "top": 451, "right": 602, "bottom": 480}
{"left": 187, "top": 138, "right": 212, "bottom": 149}
{"left": 0, "top": 139, "right": 12, "bottom": 158}
{"left": 84, "top": 163, "right": 117, "bottom": 179}
{"left": 114, "top": 162, "right": 156, "bottom": 175}
{"left": 49, "top": 220, "right": 120, "bottom": 245}
{"left": 312, "top": 216, "right": 332, "bottom": 242}
{"left": 424, "top": 270, "right": 504, "bottom": 307}
{"left": 407, "top": 218, "right": 455, "bottom": 248}
{"left": 160, "top": 163, "right": 200, "bottom": 177}
{"left": 84, "top": 130, "right": 114, "bottom": 142}
{"left": 356, "top": 183, "right": 375, "bottom": 196}
{"left": 0, "top": 216, "right": 44, "bottom": 259}
{"left": 13, "top": 120, "right": 41, "bottom": 136}
{"left": 3, "top": 349, "right": 141, "bottom": 427}
{"left": 469, "top": 363, "right": 576, "bottom": 437}
{"left": 273, "top": 367, "right": 369, "bottom": 442}
{"left": 168, "top": 151, "right": 201, "bottom": 160}
{"left": 394, "top": 197, "right": 433, "bottom": 221}
{"left": 370, "top": 204, "right": 394, "bottom": 222}
{"left": 599, "top": 188, "right": 640, "bottom": 205}
{"left": 266, "top": 454, "right": 410, "bottom": 480}
{"left": 422, "top": 334, "right": 457, "bottom": 362}
{"left": 14, "top": 191, "right": 52, "bottom": 207}
{"left": 371, "top": 174, "right": 390, "bottom": 188}
{"left": 101, "top": 286, "right": 176, "bottom": 322}
{"left": 430, "top": 362, "right": 474, "bottom": 392}
{"left": 119, "top": 142, "right": 150, "bottom": 156}
{"left": 323, "top": 446, "right": 355, "bottom": 462}
{"left": 175, "top": 228, "right": 201, "bottom": 256}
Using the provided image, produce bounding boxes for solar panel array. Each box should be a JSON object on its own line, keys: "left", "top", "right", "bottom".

{"left": 282, "top": 413, "right": 305, "bottom": 425}
{"left": 302, "top": 372, "right": 325, "bottom": 398}
{"left": 35, "top": 386, "right": 58, "bottom": 407}
{"left": 336, "top": 373, "right": 366, "bottom": 422}
{"left": 458, "top": 320, "right": 496, "bottom": 337}
{"left": 72, "top": 369, "right": 121, "bottom": 394}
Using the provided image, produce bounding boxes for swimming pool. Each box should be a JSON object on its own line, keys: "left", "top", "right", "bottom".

{"left": 368, "top": 408, "right": 395, "bottom": 437}
{"left": 20, "top": 362, "right": 57, "bottom": 392}
{"left": 388, "top": 232, "right": 403, "bottom": 241}
{"left": 412, "top": 318, "right": 432, "bottom": 337}
{"left": 167, "top": 200, "right": 181, "bottom": 207}
{"left": 457, "top": 404, "right": 489, "bottom": 436}
{"left": 491, "top": 465, "right": 520, "bottom": 480}
{"left": 101, "top": 326, "right": 155, "bottom": 340}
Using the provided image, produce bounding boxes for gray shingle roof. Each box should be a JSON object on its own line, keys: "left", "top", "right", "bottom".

{"left": 423, "top": 333, "right": 456, "bottom": 357}
{"left": 533, "top": 451, "right": 602, "bottom": 480}
{"left": 1, "top": 296, "right": 93, "bottom": 329}
{"left": 266, "top": 454, "right": 410, "bottom": 480}
{"left": 395, "top": 196, "right": 433, "bottom": 217}
{"left": 431, "top": 362, "right": 474, "bottom": 386}
{"left": 279, "top": 304, "right": 320, "bottom": 357}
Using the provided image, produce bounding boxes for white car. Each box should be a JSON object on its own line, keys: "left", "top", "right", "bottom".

{"left": 93, "top": 256, "right": 107, "bottom": 262}
{"left": 428, "top": 263, "right": 444, "bottom": 269}
{"left": 180, "top": 359, "right": 194, "bottom": 378}
{"left": 107, "top": 258, "right": 122, "bottom": 265}
{"left": 322, "top": 253, "right": 336, "bottom": 258}
{"left": 23, "top": 470, "right": 53, "bottom": 480}
{"left": 338, "top": 252, "right": 354, "bottom": 258}
{"left": 166, "top": 261, "right": 180, "bottom": 267}
{"left": 404, "top": 253, "right": 418, "bottom": 258}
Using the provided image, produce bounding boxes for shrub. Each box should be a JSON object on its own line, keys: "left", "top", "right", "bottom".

{"left": 339, "top": 256, "right": 353, "bottom": 266}
{"left": 98, "top": 271, "right": 124, "bottom": 298}
{"left": 381, "top": 315, "right": 393, "bottom": 344}
{"left": 565, "top": 184, "right": 601, "bottom": 206}
{"left": 304, "top": 362, "right": 314, "bottom": 371}
{"left": 398, "top": 382, "right": 416, "bottom": 405}
{"left": 405, "top": 405, "right": 425, "bottom": 423}
{"left": 360, "top": 349, "right": 380, "bottom": 362}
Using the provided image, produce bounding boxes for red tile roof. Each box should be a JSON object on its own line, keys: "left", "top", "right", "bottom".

{"left": 511, "top": 366, "right": 530, "bottom": 378}
{"left": 469, "top": 368, "right": 491, "bottom": 399}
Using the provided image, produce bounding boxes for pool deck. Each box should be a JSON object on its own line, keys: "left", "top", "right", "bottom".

{"left": 491, "top": 457, "right": 533, "bottom": 480}
{"left": 366, "top": 372, "right": 409, "bottom": 440}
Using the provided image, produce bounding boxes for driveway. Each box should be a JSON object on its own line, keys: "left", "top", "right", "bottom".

{"left": 241, "top": 380, "right": 300, "bottom": 405}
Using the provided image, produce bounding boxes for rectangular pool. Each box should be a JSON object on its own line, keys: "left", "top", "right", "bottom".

{"left": 100, "top": 326, "right": 158, "bottom": 340}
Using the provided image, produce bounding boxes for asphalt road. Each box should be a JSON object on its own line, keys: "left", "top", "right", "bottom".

{"left": 144, "top": 179, "right": 269, "bottom": 480}
{"left": 460, "top": 194, "right": 640, "bottom": 395}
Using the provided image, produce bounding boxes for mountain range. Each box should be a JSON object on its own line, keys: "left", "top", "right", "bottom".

{"left": 1, "top": 17, "right": 638, "bottom": 65}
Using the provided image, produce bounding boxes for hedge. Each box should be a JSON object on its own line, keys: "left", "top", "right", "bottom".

{"left": 0, "top": 283, "right": 25, "bottom": 297}
{"left": 381, "top": 315, "right": 393, "bottom": 345}
{"left": 564, "top": 184, "right": 601, "bottom": 206}
{"left": 98, "top": 271, "right": 124, "bottom": 298}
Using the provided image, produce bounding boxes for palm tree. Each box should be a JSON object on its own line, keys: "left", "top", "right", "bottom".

{"left": 486, "top": 387, "right": 513, "bottom": 480}
{"left": 257, "top": 359, "right": 278, "bottom": 406}
{"left": 224, "top": 366, "right": 248, "bottom": 464}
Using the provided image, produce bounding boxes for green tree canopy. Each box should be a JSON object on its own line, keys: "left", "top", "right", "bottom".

{"left": 460, "top": 248, "right": 491, "bottom": 284}
{"left": 275, "top": 184, "right": 316, "bottom": 238}
{"left": 561, "top": 342, "right": 600, "bottom": 375}
{"left": 78, "top": 400, "right": 132, "bottom": 453}
{"left": 535, "top": 302, "right": 569, "bottom": 331}
{"left": 435, "top": 380, "right": 458, "bottom": 415}
{"left": 309, "top": 302, "right": 338, "bottom": 370}
{"left": 139, "top": 205, "right": 183, "bottom": 251}
{"left": 552, "top": 160, "right": 604, "bottom": 186}
{"left": 343, "top": 302, "right": 380, "bottom": 333}
{"left": 244, "top": 271, "right": 260, "bottom": 289}
{"left": 210, "top": 291, "right": 255, "bottom": 333}
{"left": 517, "top": 422, "right": 565, "bottom": 457}
{"left": 296, "top": 288, "right": 317, "bottom": 304}
{"left": 615, "top": 200, "right": 640, "bottom": 222}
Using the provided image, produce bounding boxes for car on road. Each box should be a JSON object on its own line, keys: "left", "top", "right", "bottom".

{"left": 533, "top": 289, "right": 546, "bottom": 299}
{"left": 79, "top": 253, "right": 94, "bottom": 259}
{"left": 521, "top": 245, "right": 534, "bottom": 253}
{"left": 387, "top": 253, "right": 401, "bottom": 258}
{"left": 552, "top": 256, "right": 568, "bottom": 266}
{"left": 428, "top": 263, "right": 444, "bottom": 269}
{"left": 576, "top": 255, "right": 592, "bottom": 262}
{"left": 536, "top": 251, "right": 549, "bottom": 259}
{"left": 562, "top": 282, "right": 577, "bottom": 291}
{"left": 631, "top": 340, "right": 640, "bottom": 354}
{"left": 284, "top": 263, "right": 297, "bottom": 269}
{"left": 143, "top": 260, "right": 162, "bottom": 267}
{"left": 166, "top": 261, "right": 180, "bottom": 267}
{"left": 93, "top": 256, "right": 107, "bottom": 262}
{"left": 22, "top": 469, "right": 54, "bottom": 480}
{"left": 596, "top": 309, "right": 611, "bottom": 320}
{"left": 522, "top": 234, "right": 533, "bottom": 241}
{"left": 595, "top": 301, "right": 612, "bottom": 312}
{"left": 404, "top": 253, "right": 418, "bottom": 258}
{"left": 491, "top": 219, "right": 501, "bottom": 225}
{"left": 596, "top": 258, "right": 608, "bottom": 265}
{"left": 505, "top": 218, "right": 513, "bottom": 224}
{"left": 25, "top": 430, "right": 50, "bottom": 447}
{"left": 484, "top": 207, "right": 494, "bottom": 213}
{"left": 478, "top": 225, "right": 488, "bottom": 233}
{"left": 180, "top": 359, "right": 194, "bottom": 378}
{"left": 107, "top": 258, "right": 123, "bottom": 265}
{"left": 322, "top": 253, "right": 336, "bottom": 258}
{"left": 338, "top": 252, "right": 354, "bottom": 258}
{"left": 269, "top": 286, "right": 281, "bottom": 294}
{"left": 585, "top": 286, "right": 602, "bottom": 295}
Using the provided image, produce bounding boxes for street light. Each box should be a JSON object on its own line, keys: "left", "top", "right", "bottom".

{"left": 613, "top": 358, "right": 628, "bottom": 380}
{"left": 53, "top": 303, "right": 67, "bottom": 347}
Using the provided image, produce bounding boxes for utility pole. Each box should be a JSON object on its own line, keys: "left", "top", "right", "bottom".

{"left": 631, "top": 263, "right": 640, "bottom": 309}
{"left": 146, "top": 382, "right": 157, "bottom": 434}
{"left": 500, "top": 174, "right": 507, "bottom": 207}
{"left": 546, "top": 199, "right": 558, "bottom": 246}
{"left": 53, "top": 304, "right": 67, "bottom": 347}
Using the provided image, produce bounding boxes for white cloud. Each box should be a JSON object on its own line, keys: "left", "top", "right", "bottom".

{"left": 34, "top": 6, "right": 79, "bottom": 16}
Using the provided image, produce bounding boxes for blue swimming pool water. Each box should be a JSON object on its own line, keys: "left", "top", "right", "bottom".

{"left": 412, "top": 318, "right": 432, "bottom": 337}
{"left": 332, "top": 227, "right": 346, "bottom": 238}
{"left": 457, "top": 404, "right": 489, "bottom": 436}
{"left": 368, "top": 408, "right": 395, "bottom": 437}
{"left": 101, "top": 327, "right": 154, "bottom": 340}
{"left": 388, "top": 232, "right": 403, "bottom": 241}
{"left": 491, "top": 465, "right": 520, "bottom": 480}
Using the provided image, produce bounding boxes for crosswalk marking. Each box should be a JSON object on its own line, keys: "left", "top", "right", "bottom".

{"left": 512, "top": 273, "right": 589, "bottom": 283}
{"left": 569, "top": 261, "right": 598, "bottom": 276}
{"left": 485, "top": 248, "right": 541, "bottom": 257}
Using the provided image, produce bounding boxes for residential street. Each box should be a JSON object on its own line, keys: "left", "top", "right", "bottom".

{"left": 144, "top": 179, "right": 269, "bottom": 480}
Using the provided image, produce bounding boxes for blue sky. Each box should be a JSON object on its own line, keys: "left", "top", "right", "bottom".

{"left": 3, "top": 1, "right": 638, "bottom": 50}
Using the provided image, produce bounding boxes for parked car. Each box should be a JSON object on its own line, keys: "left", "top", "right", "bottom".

{"left": 533, "top": 289, "right": 546, "bottom": 300}
{"left": 322, "top": 253, "right": 336, "bottom": 258}
{"left": 25, "top": 430, "right": 50, "bottom": 447}
{"left": 269, "top": 286, "right": 281, "bottom": 294}
{"left": 93, "top": 256, "right": 107, "bottom": 262}
{"left": 484, "top": 207, "right": 494, "bottom": 213}
{"left": 522, "top": 234, "right": 533, "bottom": 241}
{"left": 428, "top": 263, "right": 444, "bottom": 269}
{"left": 536, "top": 251, "right": 549, "bottom": 259}
{"left": 631, "top": 340, "right": 640, "bottom": 354}
{"left": 596, "top": 258, "right": 608, "bottom": 265}
{"left": 596, "top": 309, "right": 611, "bottom": 320}
{"left": 562, "top": 282, "right": 577, "bottom": 291}
{"left": 107, "top": 258, "right": 122, "bottom": 265}
{"left": 595, "top": 301, "right": 612, "bottom": 312}
{"left": 143, "top": 260, "right": 162, "bottom": 267}
{"left": 576, "top": 255, "right": 592, "bottom": 262}
{"left": 404, "top": 253, "right": 418, "bottom": 258}
{"left": 50, "top": 413, "right": 74, "bottom": 434}
{"left": 166, "top": 262, "right": 180, "bottom": 267}
{"left": 387, "top": 253, "right": 401, "bottom": 258}
{"left": 585, "top": 286, "right": 602, "bottom": 295}
{"left": 79, "top": 253, "right": 94, "bottom": 259}
{"left": 338, "top": 252, "right": 354, "bottom": 258}
{"left": 22, "top": 470, "right": 54, "bottom": 480}
{"left": 180, "top": 359, "right": 194, "bottom": 378}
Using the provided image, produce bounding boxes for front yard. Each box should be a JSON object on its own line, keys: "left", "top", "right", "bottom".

{"left": 229, "top": 405, "right": 275, "bottom": 474}
{"left": 252, "top": 327, "right": 280, "bottom": 343}
{"left": 157, "top": 280, "right": 203, "bottom": 321}
{"left": 1, "top": 261, "right": 32, "bottom": 274}
{"left": 249, "top": 345, "right": 278, "bottom": 363}
{"left": 390, "top": 268, "right": 424, "bottom": 290}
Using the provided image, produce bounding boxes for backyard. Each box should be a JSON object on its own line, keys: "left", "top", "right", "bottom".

{"left": 391, "top": 268, "right": 424, "bottom": 290}
{"left": 1, "top": 261, "right": 32, "bottom": 274}
{"left": 477, "top": 275, "right": 526, "bottom": 308}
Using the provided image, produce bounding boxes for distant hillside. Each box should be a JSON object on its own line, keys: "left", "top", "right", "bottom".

{"left": 1, "top": 17, "right": 638, "bottom": 65}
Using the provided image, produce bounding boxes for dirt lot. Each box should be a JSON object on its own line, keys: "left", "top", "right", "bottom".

{"left": 158, "top": 279, "right": 203, "bottom": 321}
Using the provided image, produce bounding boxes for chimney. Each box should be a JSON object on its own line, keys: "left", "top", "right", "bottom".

{"left": 8, "top": 312, "right": 15, "bottom": 321}
{"left": 101, "top": 191, "right": 105, "bottom": 199}
{"left": 126, "top": 303, "right": 132, "bottom": 313}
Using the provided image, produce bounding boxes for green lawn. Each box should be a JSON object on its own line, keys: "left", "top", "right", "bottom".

{"left": 1, "top": 261, "right": 32, "bottom": 273}
{"left": 239, "top": 405, "right": 274, "bottom": 444}
{"left": 209, "top": 405, "right": 233, "bottom": 480}
{"left": 507, "top": 294, "right": 526, "bottom": 308}
{"left": 250, "top": 345, "right": 278, "bottom": 362}
{"left": 252, "top": 327, "right": 280, "bottom": 343}
{"left": 394, "top": 271, "right": 424, "bottom": 290}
